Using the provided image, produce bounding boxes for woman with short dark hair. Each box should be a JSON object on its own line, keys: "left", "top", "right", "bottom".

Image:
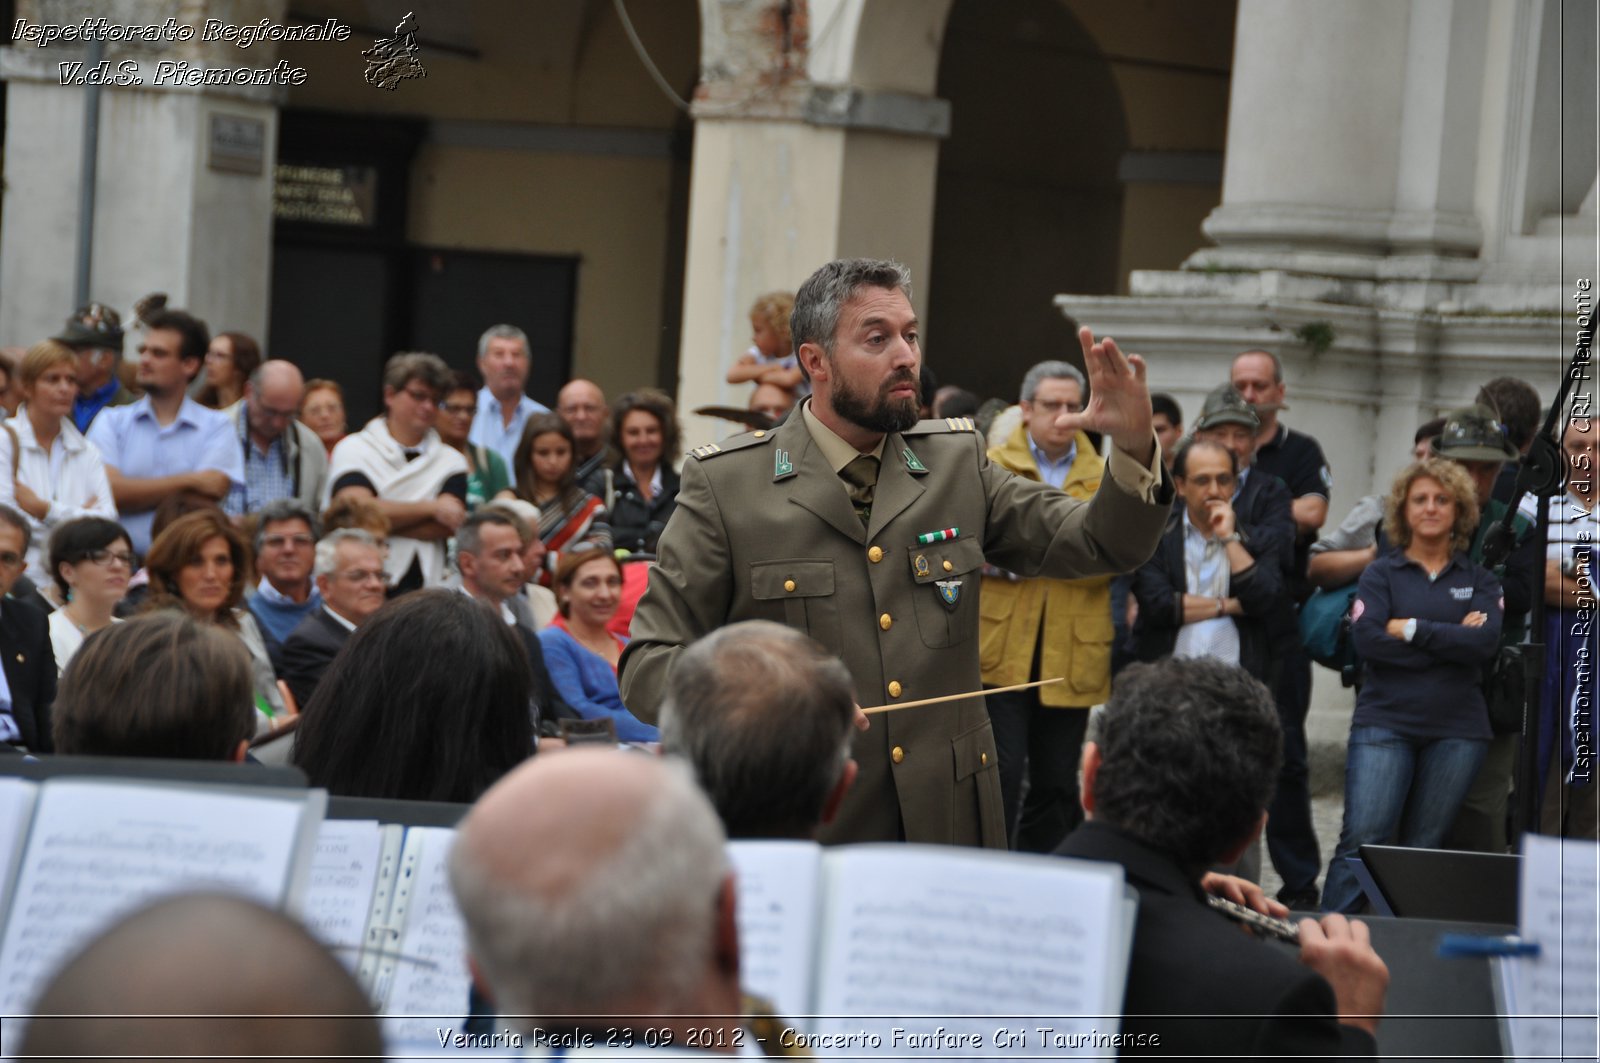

{"left": 47, "top": 517, "right": 132, "bottom": 674}
{"left": 291, "top": 590, "right": 534, "bottom": 802}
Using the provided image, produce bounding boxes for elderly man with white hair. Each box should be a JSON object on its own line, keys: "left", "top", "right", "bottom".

{"left": 449, "top": 748, "right": 744, "bottom": 1052}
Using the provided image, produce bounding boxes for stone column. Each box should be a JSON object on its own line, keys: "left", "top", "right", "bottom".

{"left": 0, "top": 0, "right": 285, "bottom": 347}
{"left": 676, "top": 0, "right": 949, "bottom": 446}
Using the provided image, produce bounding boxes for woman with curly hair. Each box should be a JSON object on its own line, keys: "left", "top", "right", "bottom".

{"left": 1321, "top": 457, "right": 1503, "bottom": 912}
{"left": 143, "top": 509, "right": 287, "bottom": 728}
{"left": 583, "top": 389, "right": 680, "bottom": 556}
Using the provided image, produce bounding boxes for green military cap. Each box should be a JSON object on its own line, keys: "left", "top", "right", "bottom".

{"left": 1431, "top": 403, "right": 1518, "bottom": 462}
{"left": 1193, "top": 383, "right": 1260, "bottom": 432}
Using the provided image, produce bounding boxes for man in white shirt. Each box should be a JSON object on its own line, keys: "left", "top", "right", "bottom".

{"left": 468, "top": 324, "right": 548, "bottom": 469}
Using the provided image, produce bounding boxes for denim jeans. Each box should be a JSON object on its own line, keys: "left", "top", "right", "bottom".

{"left": 1322, "top": 724, "right": 1489, "bottom": 913}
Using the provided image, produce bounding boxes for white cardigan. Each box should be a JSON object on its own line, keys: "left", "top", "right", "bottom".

{"left": 3, "top": 408, "right": 118, "bottom": 587}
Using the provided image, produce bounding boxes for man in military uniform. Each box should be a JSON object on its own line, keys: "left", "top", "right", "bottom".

{"left": 619, "top": 258, "right": 1172, "bottom": 847}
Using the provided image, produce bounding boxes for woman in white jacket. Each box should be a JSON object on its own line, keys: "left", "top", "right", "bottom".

{"left": 5, "top": 342, "right": 117, "bottom": 593}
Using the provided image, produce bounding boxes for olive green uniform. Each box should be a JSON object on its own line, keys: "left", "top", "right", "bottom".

{"left": 619, "top": 403, "right": 1171, "bottom": 847}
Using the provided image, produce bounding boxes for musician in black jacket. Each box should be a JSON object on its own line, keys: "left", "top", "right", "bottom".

{"left": 0, "top": 506, "right": 56, "bottom": 752}
{"left": 1056, "top": 657, "right": 1387, "bottom": 1058}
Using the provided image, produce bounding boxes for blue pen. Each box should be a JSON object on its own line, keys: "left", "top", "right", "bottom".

{"left": 1438, "top": 933, "right": 1541, "bottom": 958}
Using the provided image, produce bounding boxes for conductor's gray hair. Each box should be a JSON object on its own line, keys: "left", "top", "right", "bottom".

{"left": 659, "top": 621, "right": 856, "bottom": 839}
{"left": 477, "top": 324, "right": 530, "bottom": 361}
{"left": 791, "top": 258, "right": 913, "bottom": 361}
{"left": 1019, "top": 361, "right": 1086, "bottom": 404}
{"left": 448, "top": 759, "right": 728, "bottom": 1025}
{"left": 313, "top": 529, "right": 377, "bottom": 579}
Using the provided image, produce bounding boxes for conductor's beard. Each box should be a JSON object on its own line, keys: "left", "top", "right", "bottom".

{"left": 833, "top": 369, "right": 921, "bottom": 435}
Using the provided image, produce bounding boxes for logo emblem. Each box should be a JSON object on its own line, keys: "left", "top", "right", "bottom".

{"left": 773, "top": 449, "right": 793, "bottom": 477}
{"left": 935, "top": 579, "right": 962, "bottom": 611}
{"left": 903, "top": 447, "right": 928, "bottom": 473}
{"left": 914, "top": 554, "right": 931, "bottom": 579}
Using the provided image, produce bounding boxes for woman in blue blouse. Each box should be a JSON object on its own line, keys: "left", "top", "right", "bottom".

{"left": 537, "top": 548, "right": 658, "bottom": 743}
{"left": 1322, "top": 457, "right": 1502, "bottom": 912}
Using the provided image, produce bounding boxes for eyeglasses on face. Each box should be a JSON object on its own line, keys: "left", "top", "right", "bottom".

{"left": 336, "top": 568, "right": 388, "bottom": 585}
{"left": 85, "top": 548, "right": 136, "bottom": 568}
{"left": 402, "top": 387, "right": 440, "bottom": 407}
{"left": 441, "top": 403, "right": 478, "bottom": 417}
{"left": 263, "top": 534, "right": 315, "bottom": 550}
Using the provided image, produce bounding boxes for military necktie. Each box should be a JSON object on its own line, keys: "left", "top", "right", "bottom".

{"left": 840, "top": 454, "right": 880, "bottom": 527}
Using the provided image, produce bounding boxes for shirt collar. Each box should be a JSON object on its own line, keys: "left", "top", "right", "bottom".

{"left": 11, "top": 408, "right": 84, "bottom": 452}
{"left": 801, "top": 398, "right": 887, "bottom": 474}
{"left": 256, "top": 576, "right": 316, "bottom": 606}
{"left": 82, "top": 378, "right": 121, "bottom": 407}
{"left": 456, "top": 583, "right": 516, "bottom": 625}
{"left": 478, "top": 386, "right": 532, "bottom": 418}
{"left": 131, "top": 394, "right": 206, "bottom": 428}
{"left": 321, "top": 603, "right": 358, "bottom": 632}
{"left": 1026, "top": 433, "right": 1076, "bottom": 472}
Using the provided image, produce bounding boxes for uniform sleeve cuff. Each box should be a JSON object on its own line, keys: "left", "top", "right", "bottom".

{"left": 1105, "top": 431, "right": 1162, "bottom": 503}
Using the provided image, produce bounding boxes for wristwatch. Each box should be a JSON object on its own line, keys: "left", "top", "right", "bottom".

{"left": 1219, "top": 532, "right": 1243, "bottom": 546}
{"left": 1402, "top": 618, "right": 1418, "bottom": 642}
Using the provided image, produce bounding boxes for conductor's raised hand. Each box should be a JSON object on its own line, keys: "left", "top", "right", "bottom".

{"left": 1070, "top": 326, "right": 1155, "bottom": 465}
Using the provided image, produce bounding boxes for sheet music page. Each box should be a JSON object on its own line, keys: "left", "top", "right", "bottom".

{"left": 1510, "top": 835, "right": 1599, "bottom": 1063}
{"left": 0, "top": 777, "right": 38, "bottom": 915}
{"left": 0, "top": 780, "right": 309, "bottom": 1020}
{"left": 382, "top": 826, "right": 472, "bottom": 1046}
{"left": 302, "top": 819, "right": 384, "bottom": 969}
{"left": 727, "top": 840, "right": 823, "bottom": 1024}
{"left": 810, "top": 845, "right": 1126, "bottom": 1056}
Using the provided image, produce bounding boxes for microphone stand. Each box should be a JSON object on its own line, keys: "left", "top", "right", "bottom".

{"left": 1483, "top": 312, "right": 1596, "bottom": 842}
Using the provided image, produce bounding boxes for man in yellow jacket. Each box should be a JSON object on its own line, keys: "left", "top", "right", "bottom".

{"left": 981, "top": 361, "right": 1113, "bottom": 851}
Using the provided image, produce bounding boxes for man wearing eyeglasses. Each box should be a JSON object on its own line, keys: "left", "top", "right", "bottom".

{"left": 0, "top": 505, "right": 57, "bottom": 752}
{"left": 222, "top": 361, "right": 328, "bottom": 520}
{"left": 244, "top": 500, "right": 322, "bottom": 673}
{"left": 280, "top": 529, "right": 387, "bottom": 710}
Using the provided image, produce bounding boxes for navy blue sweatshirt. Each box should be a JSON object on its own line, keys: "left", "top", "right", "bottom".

{"left": 1350, "top": 550, "right": 1502, "bottom": 740}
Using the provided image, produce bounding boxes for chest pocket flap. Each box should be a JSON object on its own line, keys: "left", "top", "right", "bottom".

{"left": 906, "top": 535, "right": 985, "bottom": 584}
{"left": 751, "top": 559, "right": 836, "bottom": 599}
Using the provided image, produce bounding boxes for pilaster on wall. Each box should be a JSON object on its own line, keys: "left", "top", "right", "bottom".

{"left": 0, "top": 0, "right": 285, "bottom": 348}
{"left": 677, "top": 0, "right": 950, "bottom": 447}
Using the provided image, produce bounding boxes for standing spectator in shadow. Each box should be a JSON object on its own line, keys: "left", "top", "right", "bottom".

{"left": 469, "top": 324, "right": 547, "bottom": 470}
{"left": 1477, "top": 376, "right": 1542, "bottom": 506}
{"left": 1538, "top": 416, "right": 1598, "bottom": 838}
{"left": 221, "top": 360, "right": 328, "bottom": 519}
{"left": 194, "top": 331, "right": 260, "bottom": 410}
{"left": 292, "top": 589, "right": 535, "bottom": 802}
{"left": 53, "top": 301, "right": 137, "bottom": 433}
{"left": 557, "top": 378, "right": 615, "bottom": 487}
{"left": 52, "top": 611, "right": 254, "bottom": 761}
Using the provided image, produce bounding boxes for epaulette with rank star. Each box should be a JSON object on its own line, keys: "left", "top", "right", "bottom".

{"left": 687, "top": 429, "right": 777, "bottom": 460}
{"left": 903, "top": 416, "right": 977, "bottom": 436}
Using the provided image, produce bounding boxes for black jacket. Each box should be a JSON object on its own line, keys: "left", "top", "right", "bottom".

{"left": 280, "top": 608, "right": 350, "bottom": 712}
{"left": 1132, "top": 508, "right": 1282, "bottom": 680}
{"left": 1056, "top": 821, "right": 1376, "bottom": 1060}
{"left": 585, "top": 463, "right": 680, "bottom": 554}
{"left": 0, "top": 597, "right": 58, "bottom": 752}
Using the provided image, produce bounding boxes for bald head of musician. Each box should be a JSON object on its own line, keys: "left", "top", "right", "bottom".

{"left": 448, "top": 749, "right": 743, "bottom": 1043}
{"left": 659, "top": 620, "right": 858, "bottom": 840}
{"left": 22, "top": 892, "right": 381, "bottom": 1061}
{"left": 1063, "top": 657, "right": 1389, "bottom": 1047}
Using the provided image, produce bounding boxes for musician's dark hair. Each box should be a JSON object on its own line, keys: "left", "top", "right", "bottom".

{"left": 1092, "top": 658, "right": 1281, "bottom": 876}
{"left": 53, "top": 612, "right": 255, "bottom": 760}
{"left": 291, "top": 590, "right": 533, "bottom": 803}
{"left": 1171, "top": 436, "right": 1236, "bottom": 479}
{"left": 658, "top": 621, "right": 856, "bottom": 839}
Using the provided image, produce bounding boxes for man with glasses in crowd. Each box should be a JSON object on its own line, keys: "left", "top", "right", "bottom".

{"left": 244, "top": 500, "right": 322, "bottom": 673}
{"left": 222, "top": 361, "right": 328, "bottom": 520}
{"left": 280, "top": 529, "right": 387, "bottom": 709}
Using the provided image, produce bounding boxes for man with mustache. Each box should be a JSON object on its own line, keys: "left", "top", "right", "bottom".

{"left": 620, "top": 258, "right": 1173, "bottom": 847}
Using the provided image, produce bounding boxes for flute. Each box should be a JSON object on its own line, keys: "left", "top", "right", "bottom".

{"left": 1206, "top": 894, "right": 1301, "bottom": 944}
